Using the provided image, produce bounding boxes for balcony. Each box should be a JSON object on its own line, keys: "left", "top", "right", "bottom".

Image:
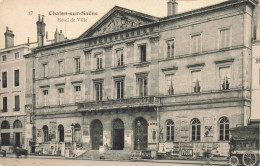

{"left": 77, "top": 96, "right": 160, "bottom": 112}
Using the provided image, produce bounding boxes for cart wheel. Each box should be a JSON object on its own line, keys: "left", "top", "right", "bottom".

{"left": 242, "top": 151, "right": 257, "bottom": 166}
{"left": 229, "top": 156, "right": 239, "bottom": 166}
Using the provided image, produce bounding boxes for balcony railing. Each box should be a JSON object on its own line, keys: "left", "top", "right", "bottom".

{"left": 78, "top": 96, "right": 160, "bottom": 111}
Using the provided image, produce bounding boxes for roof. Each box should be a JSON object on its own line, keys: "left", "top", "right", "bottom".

{"left": 33, "top": 0, "right": 259, "bottom": 53}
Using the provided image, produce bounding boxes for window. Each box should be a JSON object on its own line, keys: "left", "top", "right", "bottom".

{"left": 191, "top": 71, "right": 201, "bottom": 93}
{"left": 191, "top": 34, "right": 201, "bottom": 54}
{"left": 43, "top": 125, "right": 49, "bottom": 142}
{"left": 191, "top": 118, "right": 201, "bottom": 141}
{"left": 2, "top": 55, "right": 6, "bottom": 62}
{"left": 1, "top": 120, "right": 10, "bottom": 129}
{"left": 14, "top": 52, "right": 19, "bottom": 59}
{"left": 116, "top": 49, "right": 124, "bottom": 66}
{"left": 3, "top": 97, "right": 7, "bottom": 112}
{"left": 95, "top": 82, "right": 103, "bottom": 101}
{"left": 167, "top": 40, "right": 175, "bottom": 58}
{"left": 58, "top": 61, "right": 64, "bottom": 75}
{"left": 2, "top": 72, "right": 7, "bottom": 88}
{"left": 43, "top": 64, "right": 48, "bottom": 77}
{"left": 116, "top": 80, "right": 124, "bottom": 99}
{"left": 13, "top": 120, "right": 22, "bottom": 128}
{"left": 74, "top": 58, "right": 80, "bottom": 73}
{"left": 58, "top": 88, "right": 64, "bottom": 105}
{"left": 58, "top": 125, "right": 64, "bottom": 142}
{"left": 43, "top": 90, "right": 48, "bottom": 106}
{"left": 74, "top": 86, "right": 81, "bottom": 102}
{"left": 138, "top": 77, "right": 147, "bottom": 97}
{"left": 219, "top": 117, "right": 229, "bottom": 141}
{"left": 96, "top": 54, "right": 103, "bottom": 69}
{"left": 166, "top": 120, "right": 174, "bottom": 141}
{"left": 166, "top": 75, "right": 174, "bottom": 95}
{"left": 14, "top": 69, "right": 19, "bottom": 87}
{"left": 14, "top": 95, "right": 20, "bottom": 111}
{"left": 140, "top": 45, "right": 146, "bottom": 62}
{"left": 220, "top": 29, "right": 231, "bottom": 49}
{"left": 220, "top": 67, "right": 230, "bottom": 90}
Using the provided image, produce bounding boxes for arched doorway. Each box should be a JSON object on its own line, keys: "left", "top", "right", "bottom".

{"left": 58, "top": 125, "right": 64, "bottom": 142}
{"left": 1, "top": 120, "right": 10, "bottom": 146}
{"left": 13, "top": 120, "right": 23, "bottom": 147}
{"left": 43, "top": 125, "right": 49, "bottom": 142}
{"left": 91, "top": 120, "right": 103, "bottom": 150}
{"left": 134, "top": 117, "right": 148, "bottom": 150}
{"left": 112, "top": 119, "right": 124, "bottom": 150}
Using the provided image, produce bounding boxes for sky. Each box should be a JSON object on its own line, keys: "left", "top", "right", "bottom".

{"left": 0, "top": 0, "right": 227, "bottom": 49}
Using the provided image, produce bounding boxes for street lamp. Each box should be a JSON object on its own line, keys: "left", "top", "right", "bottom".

{"left": 71, "top": 123, "right": 74, "bottom": 150}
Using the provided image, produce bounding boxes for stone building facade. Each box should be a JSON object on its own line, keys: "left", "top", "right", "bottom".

{"left": 27, "top": 0, "right": 260, "bottom": 159}
{"left": 0, "top": 27, "right": 37, "bottom": 152}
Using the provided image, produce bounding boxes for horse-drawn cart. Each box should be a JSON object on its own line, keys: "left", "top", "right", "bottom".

{"left": 229, "top": 124, "right": 259, "bottom": 166}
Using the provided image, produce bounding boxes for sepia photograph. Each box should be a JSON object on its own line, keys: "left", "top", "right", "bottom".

{"left": 0, "top": 0, "right": 260, "bottom": 165}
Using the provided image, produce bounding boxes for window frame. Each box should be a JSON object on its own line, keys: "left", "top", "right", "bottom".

{"left": 14, "top": 95, "right": 20, "bottom": 111}
{"left": 2, "top": 71, "right": 7, "bottom": 89}
{"left": 74, "top": 57, "right": 81, "bottom": 73}
{"left": 165, "top": 74, "right": 174, "bottom": 95}
{"left": 2, "top": 96, "right": 8, "bottom": 112}
{"left": 95, "top": 53, "right": 103, "bottom": 70}
{"left": 94, "top": 80, "right": 103, "bottom": 101}
{"left": 166, "top": 119, "right": 174, "bottom": 141}
{"left": 58, "top": 60, "right": 64, "bottom": 75}
{"left": 191, "top": 70, "right": 202, "bottom": 93}
{"left": 74, "top": 86, "right": 81, "bottom": 102}
{"left": 166, "top": 39, "right": 175, "bottom": 58}
{"left": 136, "top": 73, "right": 148, "bottom": 97}
{"left": 219, "top": 27, "right": 231, "bottom": 49}
{"left": 42, "top": 63, "right": 48, "bottom": 78}
{"left": 115, "top": 49, "right": 124, "bottom": 66}
{"left": 139, "top": 44, "right": 147, "bottom": 63}
{"left": 58, "top": 88, "right": 64, "bottom": 105}
{"left": 14, "top": 52, "right": 19, "bottom": 59}
{"left": 43, "top": 90, "right": 49, "bottom": 106}
{"left": 191, "top": 118, "right": 201, "bottom": 141}
{"left": 14, "top": 69, "right": 19, "bottom": 87}
{"left": 219, "top": 117, "right": 230, "bottom": 141}
{"left": 190, "top": 33, "right": 202, "bottom": 54}
{"left": 2, "top": 55, "right": 7, "bottom": 62}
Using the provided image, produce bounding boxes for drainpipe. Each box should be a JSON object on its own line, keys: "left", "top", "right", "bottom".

{"left": 156, "top": 97, "right": 161, "bottom": 152}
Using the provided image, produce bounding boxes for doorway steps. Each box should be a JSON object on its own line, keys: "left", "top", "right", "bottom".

{"left": 77, "top": 149, "right": 131, "bottom": 160}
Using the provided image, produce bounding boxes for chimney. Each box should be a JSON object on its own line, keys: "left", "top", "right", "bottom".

{"left": 4, "top": 26, "right": 15, "bottom": 48}
{"left": 168, "top": 0, "right": 178, "bottom": 16}
{"left": 54, "top": 28, "right": 59, "bottom": 43}
{"left": 36, "top": 14, "right": 46, "bottom": 47}
{"left": 59, "top": 30, "right": 64, "bottom": 42}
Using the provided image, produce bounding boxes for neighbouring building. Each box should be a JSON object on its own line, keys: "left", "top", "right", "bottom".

{"left": 0, "top": 27, "right": 37, "bottom": 152}
{"left": 26, "top": 0, "right": 260, "bottom": 159}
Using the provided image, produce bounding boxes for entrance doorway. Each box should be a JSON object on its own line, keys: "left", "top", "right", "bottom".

{"left": 14, "top": 133, "right": 21, "bottom": 147}
{"left": 91, "top": 120, "right": 103, "bottom": 150}
{"left": 134, "top": 117, "right": 148, "bottom": 150}
{"left": 112, "top": 119, "right": 124, "bottom": 150}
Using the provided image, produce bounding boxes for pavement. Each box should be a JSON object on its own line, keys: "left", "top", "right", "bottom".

{"left": 0, "top": 153, "right": 230, "bottom": 166}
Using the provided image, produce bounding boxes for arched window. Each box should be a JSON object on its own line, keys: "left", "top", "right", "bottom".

{"left": 191, "top": 118, "right": 201, "bottom": 141}
{"left": 13, "top": 120, "right": 22, "bottom": 128}
{"left": 219, "top": 117, "right": 229, "bottom": 141}
{"left": 1, "top": 120, "right": 10, "bottom": 129}
{"left": 74, "top": 124, "right": 81, "bottom": 142}
{"left": 134, "top": 117, "right": 148, "bottom": 150}
{"left": 43, "top": 125, "right": 49, "bottom": 142}
{"left": 58, "top": 125, "right": 64, "bottom": 142}
{"left": 91, "top": 120, "right": 103, "bottom": 150}
{"left": 166, "top": 120, "right": 174, "bottom": 141}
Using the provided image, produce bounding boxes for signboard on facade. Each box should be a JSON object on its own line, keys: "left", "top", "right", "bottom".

{"left": 203, "top": 117, "right": 214, "bottom": 138}
{"left": 64, "top": 129, "right": 72, "bottom": 142}
{"left": 148, "top": 121, "right": 157, "bottom": 144}
{"left": 158, "top": 143, "right": 166, "bottom": 153}
{"left": 25, "top": 124, "right": 32, "bottom": 139}
{"left": 176, "top": 116, "right": 189, "bottom": 142}
{"left": 82, "top": 125, "right": 89, "bottom": 136}
{"left": 37, "top": 129, "right": 42, "bottom": 143}
{"left": 125, "top": 130, "right": 133, "bottom": 148}
{"left": 49, "top": 121, "right": 57, "bottom": 141}
{"left": 180, "top": 143, "right": 193, "bottom": 157}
